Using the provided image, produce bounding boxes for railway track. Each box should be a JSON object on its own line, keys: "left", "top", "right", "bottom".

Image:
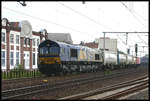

{"left": 2, "top": 67, "right": 137, "bottom": 91}
{"left": 2, "top": 67, "right": 147, "bottom": 100}
{"left": 2, "top": 76, "right": 42, "bottom": 83}
{"left": 58, "top": 75, "right": 148, "bottom": 100}
{"left": 101, "top": 81, "right": 148, "bottom": 100}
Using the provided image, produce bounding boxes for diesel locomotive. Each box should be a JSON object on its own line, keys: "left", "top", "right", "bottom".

{"left": 38, "top": 39, "right": 138, "bottom": 76}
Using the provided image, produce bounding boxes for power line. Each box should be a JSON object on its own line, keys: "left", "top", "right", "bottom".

{"left": 58, "top": 2, "right": 114, "bottom": 31}
{"left": 117, "top": 35, "right": 127, "bottom": 46}
{"left": 137, "top": 34, "right": 148, "bottom": 45}
{"left": 17, "top": 1, "right": 27, "bottom": 6}
{"left": 58, "top": 2, "right": 148, "bottom": 48}
{"left": 133, "top": 10, "right": 148, "bottom": 23}
{"left": 121, "top": 2, "right": 148, "bottom": 47}
{"left": 121, "top": 2, "right": 146, "bottom": 27}
{"left": 3, "top": 3, "right": 147, "bottom": 48}
{"left": 2, "top": 7, "right": 95, "bottom": 38}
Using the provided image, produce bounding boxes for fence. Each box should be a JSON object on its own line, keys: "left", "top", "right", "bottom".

{"left": 2, "top": 69, "right": 42, "bottom": 80}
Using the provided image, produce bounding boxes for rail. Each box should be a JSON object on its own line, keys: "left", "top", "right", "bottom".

{"left": 2, "top": 68, "right": 147, "bottom": 100}
{"left": 58, "top": 75, "right": 148, "bottom": 99}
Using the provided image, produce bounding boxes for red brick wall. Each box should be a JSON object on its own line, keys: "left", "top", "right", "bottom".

{"left": 20, "top": 37, "right": 24, "bottom": 67}
{"left": 6, "top": 29, "right": 10, "bottom": 71}
{"left": 30, "top": 39, "right": 32, "bottom": 69}
{"left": 2, "top": 22, "right": 46, "bottom": 70}
{"left": 23, "top": 47, "right": 31, "bottom": 51}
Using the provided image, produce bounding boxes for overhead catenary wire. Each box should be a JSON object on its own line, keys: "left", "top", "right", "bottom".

{"left": 117, "top": 34, "right": 127, "bottom": 46}
{"left": 2, "top": 2, "right": 147, "bottom": 53}
{"left": 2, "top": 6, "right": 95, "bottom": 39}
{"left": 3, "top": 5, "right": 128, "bottom": 50}
{"left": 137, "top": 34, "right": 148, "bottom": 45}
{"left": 120, "top": 2, "right": 148, "bottom": 50}
{"left": 57, "top": 2, "right": 114, "bottom": 31}
{"left": 58, "top": 2, "right": 148, "bottom": 55}
{"left": 121, "top": 2, "right": 146, "bottom": 27}
{"left": 57, "top": 2, "right": 132, "bottom": 50}
{"left": 133, "top": 10, "right": 148, "bottom": 23}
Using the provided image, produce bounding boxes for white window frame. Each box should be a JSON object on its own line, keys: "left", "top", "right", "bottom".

{"left": 16, "top": 52, "right": 20, "bottom": 65}
{"left": 2, "top": 29, "right": 6, "bottom": 45}
{"left": 10, "top": 51, "right": 14, "bottom": 66}
{"left": 33, "top": 53, "right": 36, "bottom": 65}
{"left": 16, "top": 35, "right": 20, "bottom": 44}
{"left": 1, "top": 50, "right": 6, "bottom": 67}
{"left": 37, "top": 39, "right": 39, "bottom": 47}
{"left": 27, "top": 38, "right": 30, "bottom": 47}
{"left": 2, "top": 32, "right": 6, "bottom": 43}
{"left": 32, "top": 39, "right": 35, "bottom": 47}
{"left": 24, "top": 38, "right": 26, "bottom": 47}
{"left": 10, "top": 34, "right": 14, "bottom": 43}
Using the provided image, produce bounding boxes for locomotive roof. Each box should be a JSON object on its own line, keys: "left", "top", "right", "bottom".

{"left": 41, "top": 39, "right": 100, "bottom": 53}
{"left": 56, "top": 40, "right": 100, "bottom": 52}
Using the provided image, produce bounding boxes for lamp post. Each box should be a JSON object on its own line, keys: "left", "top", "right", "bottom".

{"left": 103, "top": 32, "right": 105, "bottom": 65}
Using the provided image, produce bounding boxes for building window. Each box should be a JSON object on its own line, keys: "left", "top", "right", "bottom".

{"left": 10, "top": 52, "right": 14, "bottom": 66}
{"left": 16, "top": 35, "right": 20, "bottom": 44}
{"left": 10, "top": 34, "right": 14, "bottom": 43}
{"left": 33, "top": 39, "right": 35, "bottom": 46}
{"left": 1, "top": 51, "right": 5, "bottom": 67}
{"left": 37, "top": 39, "right": 39, "bottom": 46}
{"left": 2, "top": 32, "right": 5, "bottom": 43}
{"left": 24, "top": 38, "right": 30, "bottom": 45}
{"left": 27, "top": 39, "right": 30, "bottom": 45}
{"left": 16, "top": 52, "right": 19, "bottom": 65}
{"left": 33, "top": 53, "right": 35, "bottom": 65}
{"left": 24, "top": 38, "right": 26, "bottom": 45}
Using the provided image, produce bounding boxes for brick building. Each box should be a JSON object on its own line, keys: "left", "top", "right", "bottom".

{"left": 84, "top": 42, "right": 98, "bottom": 49}
{"left": 1, "top": 18, "right": 47, "bottom": 71}
{"left": 80, "top": 41, "right": 98, "bottom": 49}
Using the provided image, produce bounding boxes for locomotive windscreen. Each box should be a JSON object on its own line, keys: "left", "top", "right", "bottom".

{"left": 39, "top": 46, "right": 59, "bottom": 56}
{"left": 39, "top": 40, "right": 60, "bottom": 57}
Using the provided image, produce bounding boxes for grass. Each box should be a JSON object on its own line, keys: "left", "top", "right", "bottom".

{"left": 104, "top": 69, "right": 112, "bottom": 75}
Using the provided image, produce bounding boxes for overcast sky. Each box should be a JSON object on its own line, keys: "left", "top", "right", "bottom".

{"left": 2, "top": 1, "right": 149, "bottom": 57}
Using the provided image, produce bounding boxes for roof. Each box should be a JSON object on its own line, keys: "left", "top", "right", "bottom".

{"left": 47, "top": 33, "right": 73, "bottom": 44}
{"left": 83, "top": 42, "right": 98, "bottom": 49}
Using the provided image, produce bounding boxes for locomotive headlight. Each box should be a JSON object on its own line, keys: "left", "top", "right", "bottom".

{"left": 42, "top": 79, "right": 48, "bottom": 83}
{"left": 55, "top": 60, "right": 59, "bottom": 63}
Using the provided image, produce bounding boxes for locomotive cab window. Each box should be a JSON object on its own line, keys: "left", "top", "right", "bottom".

{"left": 39, "top": 46, "right": 59, "bottom": 56}
{"left": 40, "top": 46, "right": 49, "bottom": 55}
{"left": 49, "top": 47, "right": 59, "bottom": 56}
{"left": 70, "top": 49, "right": 77, "bottom": 58}
{"left": 95, "top": 54, "right": 100, "bottom": 60}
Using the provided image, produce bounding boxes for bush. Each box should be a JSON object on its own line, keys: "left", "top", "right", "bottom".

{"left": 14, "top": 64, "right": 24, "bottom": 70}
{"left": 104, "top": 69, "right": 112, "bottom": 75}
{"left": 2, "top": 64, "right": 42, "bottom": 80}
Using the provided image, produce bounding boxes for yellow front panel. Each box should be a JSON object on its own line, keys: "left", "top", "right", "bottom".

{"left": 39, "top": 57, "right": 61, "bottom": 64}
{"left": 79, "top": 50, "right": 86, "bottom": 60}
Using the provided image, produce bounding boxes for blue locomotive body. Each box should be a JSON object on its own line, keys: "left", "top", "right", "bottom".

{"left": 38, "top": 39, "right": 138, "bottom": 76}
{"left": 38, "top": 40, "right": 103, "bottom": 75}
